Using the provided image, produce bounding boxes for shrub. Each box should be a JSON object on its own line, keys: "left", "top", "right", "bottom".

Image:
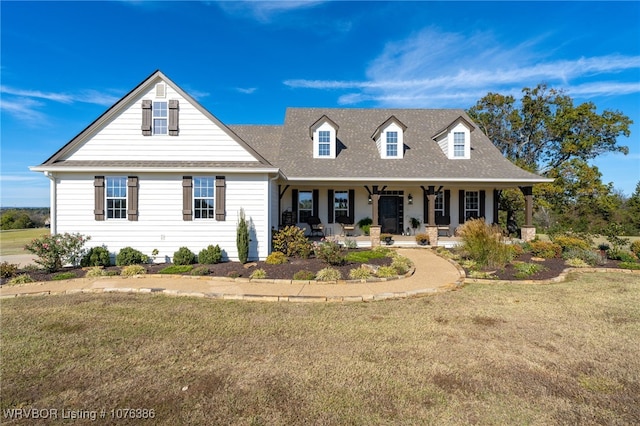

{"left": 630, "top": 240, "right": 640, "bottom": 258}
{"left": 315, "top": 267, "right": 342, "bottom": 281}
{"left": 565, "top": 258, "right": 590, "bottom": 268}
{"left": 173, "top": 247, "right": 197, "bottom": 266}
{"left": 620, "top": 262, "right": 640, "bottom": 270}
{"left": 159, "top": 265, "right": 193, "bottom": 274}
{"left": 52, "top": 272, "right": 76, "bottom": 280}
{"left": 116, "top": 247, "right": 149, "bottom": 266}
{"left": 349, "top": 266, "right": 373, "bottom": 280}
{"left": 266, "top": 251, "right": 288, "bottom": 265}
{"left": 415, "top": 233, "right": 429, "bottom": 245}
{"left": 249, "top": 268, "right": 267, "bottom": 279}
{"left": 552, "top": 235, "right": 591, "bottom": 252}
{"left": 8, "top": 274, "right": 34, "bottom": 285}
{"left": 457, "top": 219, "right": 513, "bottom": 268}
{"left": 562, "top": 248, "right": 605, "bottom": 266}
{"left": 343, "top": 238, "right": 358, "bottom": 249}
{"left": 120, "top": 265, "right": 146, "bottom": 276}
{"left": 293, "top": 270, "right": 315, "bottom": 280}
{"left": 1, "top": 262, "right": 18, "bottom": 279}
{"left": 391, "top": 256, "right": 412, "bottom": 275}
{"left": 198, "top": 245, "right": 223, "bottom": 264}
{"left": 509, "top": 244, "right": 525, "bottom": 257}
{"left": 191, "top": 266, "right": 210, "bottom": 276}
{"left": 528, "top": 241, "right": 562, "bottom": 259}
{"left": 357, "top": 217, "right": 373, "bottom": 236}
{"left": 237, "top": 208, "right": 249, "bottom": 264}
{"left": 376, "top": 266, "right": 398, "bottom": 278}
{"left": 514, "top": 262, "right": 546, "bottom": 279}
{"left": 85, "top": 266, "right": 106, "bottom": 278}
{"left": 315, "top": 240, "right": 346, "bottom": 266}
{"left": 81, "top": 246, "right": 111, "bottom": 267}
{"left": 607, "top": 248, "right": 638, "bottom": 263}
{"left": 272, "top": 226, "right": 313, "bottom": 258}
{"left": 24, "top": 232, "right": 90, "bottom": 272}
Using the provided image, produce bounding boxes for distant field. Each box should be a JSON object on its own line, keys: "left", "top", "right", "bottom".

{"left": 0, "top": 228, "right": 49, "bottom": 256}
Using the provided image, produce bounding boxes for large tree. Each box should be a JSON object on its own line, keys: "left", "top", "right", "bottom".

{"left": 468, "top": 84, "right": 632, "bottom": 232}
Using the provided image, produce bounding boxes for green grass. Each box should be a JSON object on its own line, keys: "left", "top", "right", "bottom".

{"left": 345, "top": 249, "right": 387, "bottom": 263}
{"left": 2, "top": 272, "right": 639, "bottom": 424}
{"left": 0, "top": 228, "right": 49, "bottom": 256}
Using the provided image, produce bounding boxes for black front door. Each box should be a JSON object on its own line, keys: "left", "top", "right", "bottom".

{"left": 379, "top": 196, "right": 399, "bottom": 234}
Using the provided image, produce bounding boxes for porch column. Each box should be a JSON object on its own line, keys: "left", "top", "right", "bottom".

{"left": 370, "top": 192, "right": 381, "bottom": 247}
{"left": 425, "top": 185, "right": 438, "bottom": 246}
{"left": 520, "top": 186, "right": 535, "bottom": 242}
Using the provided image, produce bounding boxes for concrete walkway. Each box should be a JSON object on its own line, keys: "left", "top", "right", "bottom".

{"left": 0, "top": 249, "right": 464, "bottom": 302}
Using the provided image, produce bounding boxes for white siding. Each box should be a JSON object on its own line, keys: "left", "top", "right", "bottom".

{"left": 62, "top": 82, "right": 259, "bottom": 163}
{"left": 54, "top": 172, "right": 270, "bottom": 262}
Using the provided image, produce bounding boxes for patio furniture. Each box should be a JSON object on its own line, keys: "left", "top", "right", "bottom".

{"left": 435, "top": 214, "right": 451, "bottom": 237}
{"left": 306, "top": 216, "right": 325, "bottom": 237}
{"left": 336, "top": 215, "right": 356, "bottom": 236}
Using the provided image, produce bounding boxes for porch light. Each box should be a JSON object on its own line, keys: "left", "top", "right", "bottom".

{"left": 368, "top": 195, "right": 372, "bottom": 204}
{"left": 408, "top": 193, "right": 413, "bottom": 205}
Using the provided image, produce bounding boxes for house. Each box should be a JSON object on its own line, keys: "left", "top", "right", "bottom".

{"left": 31, "top": 71, "right": 550, "bottom": 262}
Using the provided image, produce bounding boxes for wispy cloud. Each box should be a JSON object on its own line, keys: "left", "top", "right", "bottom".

{"left": 216, "top": 1, "right": 327, "bottom": 23}
{"left": 284, "top": 28, "right": 640, "bottom": 107}
{"left": 0, "top": 98, "right": 47, "bottom": 123}
{"left": 236, "top": 87, "right": 257, "bottom": 94}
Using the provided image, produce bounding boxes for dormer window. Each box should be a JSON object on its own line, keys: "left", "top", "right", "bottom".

{"left": 310, "top": 115, "right": 339, "bottom": 159}
{"left": 373, "top": 116, "right": 406, "bottom": 159}
{"left": 386, "top": 131, "right": 398, "bottom": 156}
{"left": 432, "top": 116, "right": 474, "bottom": 160}
{"left": 318, "top": 130, "right": 331, "bottom": 156}
{"left": 453, "top": 132, "right": 465, "bottom": 157}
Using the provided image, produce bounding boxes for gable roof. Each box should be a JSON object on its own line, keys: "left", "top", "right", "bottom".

{"left": 371, "top": 115, "right": 407, "bottom": 140}
{"left": 232, "top": 108, "right": 549, "bottom": 184}
{"left": 37, "top": 70, "right": 273, "bottom": 168}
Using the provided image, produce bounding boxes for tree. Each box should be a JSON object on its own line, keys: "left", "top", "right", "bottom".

{"left": 236, "top": 209, "right": 249, "bottom": 264}
{"left": 0, "top": 210, "right": 34, "bottom": 230}
{"left": 468, "top": 84, "right": 632, "bottom": 232}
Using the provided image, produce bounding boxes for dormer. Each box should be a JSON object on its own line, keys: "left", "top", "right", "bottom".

{"left": 372, "top": 116, "right": 407, "bottom": 159}
{"left": 433, "top": 116, "right": 475, "bottom": 160}
{"left": 310, "top": 115, "right": 339, "bottom": 159}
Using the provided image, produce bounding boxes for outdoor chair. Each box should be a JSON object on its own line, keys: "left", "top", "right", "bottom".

{"left": 336, "top": 215, "right": 356, "bottom": 236}
{"left": 306, "top": 216, "right": 325, "bottom": 237}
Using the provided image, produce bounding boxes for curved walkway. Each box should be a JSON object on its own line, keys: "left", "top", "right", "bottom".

{"left": 0, "top": 249, "right": 464, "bottom": 302}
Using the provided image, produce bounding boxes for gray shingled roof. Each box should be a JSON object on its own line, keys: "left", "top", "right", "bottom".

{"left": 231, "top": 108, "right": 547, "bottom": 182}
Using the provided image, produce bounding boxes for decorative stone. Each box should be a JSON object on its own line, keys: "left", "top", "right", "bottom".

{"left": 521, "top": 226, "right": 536, "bottom": 242}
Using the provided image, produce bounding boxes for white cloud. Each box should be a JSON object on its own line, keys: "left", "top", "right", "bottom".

{"left": 216, "top": 0, "right": 326, "bottom": 23}
{"left": 236, "top": 87, "right": 257, "bottom": 94}
{"left": 0, "top": 98, "right": 47, "bottom": 123}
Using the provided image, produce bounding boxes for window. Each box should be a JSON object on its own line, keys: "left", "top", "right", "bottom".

{"left": 334, "top": 190, "right": 348, "bottom": 219}
{"left": 386, "top": 131, "right": 398, "bottom": 156}
{"left": 465, "top": 191, "right": 479, "bottom": 220}
{"left": 298, "top": 191, "right": 313, "bottom": 223}
{"left": 153, "top": 101, "right": 168, "bottom": 135}
{"left": 193, "top": 177, "right": 215, "bottom": 219}
{"left": 106, "top": 177, "right": 127, "bottom": 219}
{"left": 453, "top": 132, "right": 465, "bottom": 157}
{"left": 435, "top": 191, "right": 445, "bottom": 216}
{"left": 318, "top": 130, "right": 331, "bottom": 156}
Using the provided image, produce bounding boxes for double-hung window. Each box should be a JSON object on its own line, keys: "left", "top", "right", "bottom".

{"left": 193, "top": 177, "right": 215, "bottom": 219}
{"left": 298, "top": 191, "right": 313, "bottom": 223}
{"left": 453, "top": 132, "right": 465, "bottom": 158}
{"left": 465, "top": 191, "right": 479, "bottom": 220}
{"left": 386, "top": 131, "right": 398, "bottom": 157}
{"left": 106, "top": 177, "right": 127, "bottom": 219}
{"left": 435, "top": 191, "right": 445, "bottom": 216}
{"left": 318, "top": 130, "right": 331, "bottom": 157}
{"left": 153, "top": 101, "right": 168, "bottom": 135}
{"left": 334, "top": 190, "right": 348, "bottom": 219}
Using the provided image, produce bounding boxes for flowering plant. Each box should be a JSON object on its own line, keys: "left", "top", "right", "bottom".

{"left": 24, "top": 233, "right": 90, "bottom": 272}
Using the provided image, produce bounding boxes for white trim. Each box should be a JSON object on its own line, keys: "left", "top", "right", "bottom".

{"left": 31, "top": 166, "right": 280, "bottom": 174}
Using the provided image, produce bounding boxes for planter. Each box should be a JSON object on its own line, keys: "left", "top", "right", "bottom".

{"left": 384, "top": 236, "right": 393, "bottom": 245}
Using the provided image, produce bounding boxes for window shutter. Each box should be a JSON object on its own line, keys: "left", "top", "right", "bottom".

{"left": 423, "top": 190, "right": 429, "bottom": 225}
{"left": 141, "top": 100, "right": 152, "bottom": 136}
{"left": 182, "top": 176, "right": 192, "bottom": 221}
{"left": 459, "top": 190, "right": 465, "bottom": 224}
{"left": 327, "top": 189, "right": 334, "bottom": 223}
{"left": 348, "top": 189, "right": 355, "bottom": 223}
{"left": 291, "top": 189, "right": 298, "bottom": 222}
{"left": 169, "top": 99, "right": 179, "bottom": 136}
{"left": 493, "top": 189, "right": 500, "bottom": 224}
{"left": 444, "top": 190, "right": 451, "bottom": 223}
{"left": 94, "top": 176, "right": 105, "bottom": 221}
{"left": 479, "top": 190, "right": 486, "bottom": 219}
{"left": 312, "top": 189, "right": 319, "bottom": 217}
{"left": 127, "top": 176, "right": 139, "bottom": 221}
{"left": 215, "top": 176, "right": 226, "bottom": 221}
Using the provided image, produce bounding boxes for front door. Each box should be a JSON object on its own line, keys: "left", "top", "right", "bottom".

{"left": 379, "top": 196, "right": 400, "bottom": 234}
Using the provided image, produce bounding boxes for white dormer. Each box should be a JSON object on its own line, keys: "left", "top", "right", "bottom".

{"left": 372, "top": 116, "right": 407, "bottom": 159}
{"left": 310, "top": 115, "right": 339, "bottom": 159}
{"left": 433, "top": 116, "right": 474, "bottom": 160}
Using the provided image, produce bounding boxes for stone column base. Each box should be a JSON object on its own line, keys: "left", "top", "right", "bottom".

{"left": 426, "top": 226, "right": 439, "bottom": 247}
{"left": 521, "top": 226, "right": 536, "bottom": 242}
{"left": 370, "top": 225, "right": 381, "bottom": 248}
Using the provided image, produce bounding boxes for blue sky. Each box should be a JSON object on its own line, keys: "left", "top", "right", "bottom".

{"left": 1, "top": 1, "right": 639, "bottom": 207}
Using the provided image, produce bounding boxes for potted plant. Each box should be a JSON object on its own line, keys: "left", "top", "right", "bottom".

{"left": 415, "top": 233, "right": 429, "bottom": 245}
{"left": 357, "top": 217, "right": 373, "bottom": 236}
{"left": 380, "top": 233, "right": 393, "bottom": 245}
{"left": 409, "top": 217, "right": 421, "bottom": 234}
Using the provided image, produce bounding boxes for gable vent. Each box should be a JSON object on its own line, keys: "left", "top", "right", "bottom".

{"left": 155, "top": 83, "right": 166, "bottom": 98}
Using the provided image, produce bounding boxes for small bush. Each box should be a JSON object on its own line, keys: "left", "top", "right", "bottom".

{"left": 8, "top": 274, "right": 34, "bottom": 285}
{"left": 24, "top": 232, "right": 90, "bottom": 272}
{"left": 562, "top": 248, "right": 605, "bottom": 266}
{"left": 315, "top": 241, "right": 346, "bottom": 266}
{"left": 237, "top": 208, "right": 249, "bottom": 264}
{"left": 293, "top": 270, "right": 315, "bottom": 280}
{"left": 1, "top": 262, "right": 18, "bottom": 279}
{"left": 191, "top": 266, "right": 210, "bottom": 276}
{"left": 272, "top": 226, "right": 313, "bottom": 258}
{"left": 460, "top": 259, "right": 478, "bottom": 271}
{"left": 173, "top": 247, "right": 197, "bottom": 266}
{"left": 528, "top": 241, "right": 562, "bottom": 259}
{"left": 349, "top": 266, "right": 373, "bottom": 280}
{"left": 565, "top": 258, "right": 590, "bottom": 268}
{"left": 509, "top": 244, "right": 525, "bottom": 257}
{"left": 343, "top": 238, "right": 358, "bottom": 249}
{"left": 120, "top": 265, "right": 146, "bottom": 276}
{"left": 607, "top": 248, "right": 638, "bottom": 263}
{"left": 198, "top": 245, "right": 223, "bottom": 264}
{"left": 52, "top": 272, "right": 76, "bottom": 280}
{"left": 85, "top": 266, "right": 106, "bottom": 277}
{"left": 553, "top": 235, "right": 591, "bottom": 252}
{"left": 81, "top": 246, "right": 111, "bottom": 267}
{"left": 266, "top": 251, "right": 288, "bottom": 265}
{"left": 250, "top": 268, "right": 267, "bottom": 279}
{"left": 315, "top": 267, "right": 342, "bottom": 281}
{"left": 116, "top": 247, "right": 149, "bottom": 266}
{"left": 159, "top": 265, "right": 193, "bottom": 274}
{"left": 619, "top": 262, "right": 640, "bottom": 270}
{"left": 458, "top": 219, "right": 513, "bottom": 268}
{"left": 391, "top": 256, "right": 412, "bottom": 275}
{"left": 514, "top": 262, "right": 546, "bottom": 279}
{"left": 630, "top": 240, "right": 640, "bottom": 258}
{"left": 376, "top": 266, "right": 398, "bottom": 278}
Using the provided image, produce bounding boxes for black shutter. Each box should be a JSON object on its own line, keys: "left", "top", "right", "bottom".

{"left": 127, "top": 176, "right": 138, "bottom": 221}
{"left": 141, "top": 100, "right": 152, "bottom": 136}
{"left": 94, "top": 176, "right": 105, "bottom": 221}
{"left": 348, "top": 189, "right": 355, "bottom": 223}
{"left": 292, "top": 189, "right": 298, "bottom": 222}
{"left": 215, "top": 176, "right": 226, "bottom": 221}
{"left": 169, "top": 99, "right": 179, "bottom": 136}
{"left": 423, "top": 190, "right": 428, "bottom": 226}
{"left": 312, "top": 189, "right": 319, "bottom": 217}
{"left": 327, "top": 189, "right": 334, "bottom": 223}
{"left": 493, "top": 189, "right": 500, "bottom": 224}
{"left": 182, "top": 176, "right": 192, "bottom": 221}
{"left": 459, "top": 190, "right": 465, "bottom": 224}
{"left": 444, "top": 190, "right": 451, "bottom": 224}
{"left": 479, "top": 190, "right": 486, "bottom": 220}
